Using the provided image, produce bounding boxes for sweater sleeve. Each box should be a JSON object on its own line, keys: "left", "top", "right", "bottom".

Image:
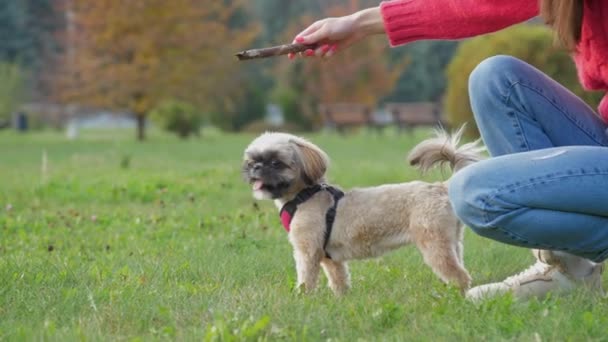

{"left": 380, "top": 0, "right": 539, "bottom": 46}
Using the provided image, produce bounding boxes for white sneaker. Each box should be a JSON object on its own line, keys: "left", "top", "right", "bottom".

{"left": 466, "top": 260, "right": 604, "bottom": 302}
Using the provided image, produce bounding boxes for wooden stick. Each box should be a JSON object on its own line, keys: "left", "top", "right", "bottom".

{"left": 235, "top": 43, "right": 319, "bottom": 61}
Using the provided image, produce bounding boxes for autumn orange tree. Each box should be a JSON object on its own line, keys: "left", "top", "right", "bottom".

{"left": 52, "top": 0, "right": 257, "bottom": 140}
{"left": 273, "top": 1, "right": 407, "bottom": 128}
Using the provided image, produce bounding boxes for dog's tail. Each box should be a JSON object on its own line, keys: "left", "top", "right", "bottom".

{"left": 407, "top": 125, "right": 485, "bottom": 174}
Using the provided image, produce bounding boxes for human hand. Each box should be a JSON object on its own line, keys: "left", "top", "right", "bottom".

{"left": 288, "top": 7, "right": 384, "bottom": 59}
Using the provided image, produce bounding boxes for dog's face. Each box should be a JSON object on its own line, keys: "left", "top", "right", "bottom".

{"left": 242, "top": 133, "right": 329, "bottom": 200}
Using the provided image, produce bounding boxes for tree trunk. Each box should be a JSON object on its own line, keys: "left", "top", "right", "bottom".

{"left": 136, "top": 115, "right": 146, "bottom": 141}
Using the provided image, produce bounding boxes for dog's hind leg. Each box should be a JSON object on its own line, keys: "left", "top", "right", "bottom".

{"left": 294, "top": 249, "right": 323, "bottom": 293}
{"left": 416, "top": 239, "right": 472, "bottom": 291}
{"left": 321, "top": 258, "right": 350, "bottom": 296}
{"left": 455, "top": 224, "right": 466, "bottom": 266}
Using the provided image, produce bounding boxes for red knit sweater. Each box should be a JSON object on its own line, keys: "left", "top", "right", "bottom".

{"left": 380, "top": 0, "right": 608, "bottom": 122}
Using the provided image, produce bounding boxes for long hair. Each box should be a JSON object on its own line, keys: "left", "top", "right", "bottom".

{"left": 540, "top": 0, "right": 584, "bottom": 51}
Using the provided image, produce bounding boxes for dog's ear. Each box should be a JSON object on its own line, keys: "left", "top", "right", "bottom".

{"left": 291, "top": 138, "right": 329, "bottom": 184}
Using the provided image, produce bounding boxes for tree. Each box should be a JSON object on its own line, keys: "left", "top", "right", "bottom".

{"left": 445, "top": 24, "right": 604, "bottom": 137}
{"left": 0, "top": 1, "right": 31, "bottom": 63}
{"left": 52, "top": 0, "right": 257, "bottom": 140}
{"left": 273, "top": 2, "right": 407, "bottom": 128}
{"left": 0, "top": 0, "right": 60, "bottom": 68}
{"left": 0, "top": 0, "right": 61, "bottom": 102}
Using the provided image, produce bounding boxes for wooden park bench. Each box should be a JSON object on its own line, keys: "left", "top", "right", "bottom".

{"left": 320, "top": 103, "right": 377, "bottom": 132}
{"left": 384, "top": 102, "right": 449, "bottom": 132}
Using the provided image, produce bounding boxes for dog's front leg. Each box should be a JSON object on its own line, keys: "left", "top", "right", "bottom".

{"left": 321, "top": 258, "right": 350, "bottom": 296}
{"left": 294, "top": 249, "right": 322, "bottom": 293}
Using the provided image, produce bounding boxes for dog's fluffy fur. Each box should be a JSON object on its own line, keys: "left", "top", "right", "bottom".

{"left": 242, "top": 128, "right": 484, "bottom": 295}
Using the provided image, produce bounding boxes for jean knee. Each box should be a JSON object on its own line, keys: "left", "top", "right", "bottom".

{"left": 468, "top": 55, "right": 526, "bottom": 93}
{"left": 468, "top": 55, "right": 528, "bottom": 114}
{"left": 448, "top": 165, "right": 494, "bottom": 236}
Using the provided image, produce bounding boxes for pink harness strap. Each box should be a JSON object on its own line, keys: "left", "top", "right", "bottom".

{"left": 280, "top": 210, "right": 292, "bottom": 232}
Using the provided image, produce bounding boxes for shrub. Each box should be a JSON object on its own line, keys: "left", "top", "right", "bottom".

{"left": 444, "top": 24, "right": 604, "bottom": 137}
{"left": 0, "top": 63, "right": 26, "bottom": 125}
{"left": 150, "top": 100, "right": 203, "bottom": 138}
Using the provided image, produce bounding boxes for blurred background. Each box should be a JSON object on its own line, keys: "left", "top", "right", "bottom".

{"left": 0, "top": 0, "right": 603, "bottom": 140}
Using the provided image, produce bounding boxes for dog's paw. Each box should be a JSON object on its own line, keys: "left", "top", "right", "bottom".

{"left": 330, "top": 285, "right": 349, "bottom": 297}
{"left": 328, "top": 280, "right": 350, "bottom": 296}
{"left": 294, "top": 283, "right": 307, "bottom": 295}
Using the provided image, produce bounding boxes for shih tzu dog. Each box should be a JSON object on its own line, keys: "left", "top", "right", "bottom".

{"left": 242, "top": 128, "right": 484, "bottom": 295}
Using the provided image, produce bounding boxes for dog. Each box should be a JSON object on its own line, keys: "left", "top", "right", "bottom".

{"left": 242, "top": 128, "right": 484, "bottom": 295}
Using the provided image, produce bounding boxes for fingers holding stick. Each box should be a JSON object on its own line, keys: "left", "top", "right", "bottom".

{"left": 235, "top": 43, "right": 319, "bottom": 61}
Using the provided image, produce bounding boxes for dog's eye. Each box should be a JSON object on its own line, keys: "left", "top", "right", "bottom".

{"left": 270, "top": 160, "right": 282, "bottom": 168}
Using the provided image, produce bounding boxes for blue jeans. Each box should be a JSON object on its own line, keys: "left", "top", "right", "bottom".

{"left": 448, "top": 55, "right": 608, "bottom": 262}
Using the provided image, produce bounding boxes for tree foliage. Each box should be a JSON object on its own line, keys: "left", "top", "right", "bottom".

{"left": 0, "top": 0, "right": 61, "bottom": 106}
{"left": 384, "top": 41, "right": 459, "bottom": 103}
{"left": 0, "top": 63, "right": 25, "bottom": 123}
{"left": 0, "top": 0, "right": 58, "bottom": 68}
{"left": 250, "top": 0, "right": 322, "bottom": 45}
{"left": 0, "top": 1, "right": 31, "bottom": 64}
{"left": 51, "top": 0, "right": 258, "bottom": 139}
{"left": 445, "top": 24, "right": 604, "bottom": 137}
{"left": 273, "top": 1, "right": 407, "bottom": 128}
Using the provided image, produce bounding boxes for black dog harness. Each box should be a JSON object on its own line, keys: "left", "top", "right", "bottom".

{"left": 279, "top": 184, "right": 344, "bottom": 258}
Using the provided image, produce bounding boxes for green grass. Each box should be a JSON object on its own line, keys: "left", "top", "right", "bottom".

{"left": 1, "top": 128, "right": 607, "bottom": 341}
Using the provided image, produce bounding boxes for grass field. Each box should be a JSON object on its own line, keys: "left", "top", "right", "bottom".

{"left": 1, "top": 128, "right": 607, "bottom": 341}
